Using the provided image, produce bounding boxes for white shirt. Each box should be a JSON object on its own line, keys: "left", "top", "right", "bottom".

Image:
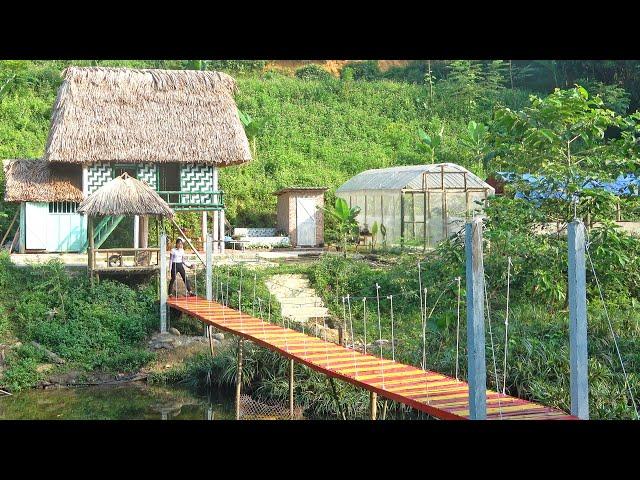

{"left": 169, "top": 247, "right": 192, "bottom": 268}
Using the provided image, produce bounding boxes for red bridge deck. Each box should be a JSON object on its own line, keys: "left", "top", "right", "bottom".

{"left": 168, "top": 296, "right": 576, "bottom": 420}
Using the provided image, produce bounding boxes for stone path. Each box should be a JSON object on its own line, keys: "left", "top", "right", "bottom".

{"left": 265, "top": 274, "right": 330, "bottom": 324}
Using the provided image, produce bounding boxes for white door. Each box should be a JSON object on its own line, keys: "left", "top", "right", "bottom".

{"left": 296, "top": 197, "right": 316, "bottom": 246}
{"left": 25, "top": 202, "right": 48, "bottom": 250}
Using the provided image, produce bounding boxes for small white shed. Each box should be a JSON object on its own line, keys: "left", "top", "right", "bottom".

{"left": 274, "top": 187, "right": 327, "bottom": 247}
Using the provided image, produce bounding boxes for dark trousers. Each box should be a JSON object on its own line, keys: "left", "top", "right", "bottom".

{"left": 168, "top": 262, "right": 192, "bottom": 294}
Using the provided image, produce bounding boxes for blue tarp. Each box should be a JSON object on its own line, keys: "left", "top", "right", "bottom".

{"left": 497, "top": 172, "right": 640, "bottom": 201}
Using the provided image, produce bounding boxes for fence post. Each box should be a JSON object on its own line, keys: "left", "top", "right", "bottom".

{"left": 465, "top": 217, "right": 487, "bottom": 420}
{"left": 568, "top": 220, "right": 589, "bottom": 419}
{"left": 159, "top": 233, "right": 167, "bottom": 333}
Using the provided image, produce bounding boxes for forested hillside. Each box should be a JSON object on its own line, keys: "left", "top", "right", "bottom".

{"left": 1, "top": 60, "right": 638, "bottom": 229}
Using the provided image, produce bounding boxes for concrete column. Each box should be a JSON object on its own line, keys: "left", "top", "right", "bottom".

{"left": 568, "top": 220, "right": 589, "bottom": 419}
{"left": 159, "top": 233, "right": 168, "bottom": 333}
{"left": 219, "top": 209, "right": 225, "bottom": 254}
{"left": 465, "top": 217, "right": 487, "bottom": 420}
{"left": 212, "top": 167, "right": 220, "bottom": 254}
{"left": 201, "top": 212, "right": 207, "bottom": 251}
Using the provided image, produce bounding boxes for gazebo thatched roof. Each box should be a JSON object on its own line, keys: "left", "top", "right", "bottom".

{"left": 43, "top": 67, "right": 253, "bottom": 166}
{"left": 78, "top": 172, "right": 174, "bottom": 218}
{"left": 3, "top": 159, "right": 84, "bottom": 203}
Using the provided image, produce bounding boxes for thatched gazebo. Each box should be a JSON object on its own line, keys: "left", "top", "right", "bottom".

{"left": 78, "top": 172, "right": 174, "bottom": 218}
{"left": 78, "top": 172, "right": 174, "bottom": 277}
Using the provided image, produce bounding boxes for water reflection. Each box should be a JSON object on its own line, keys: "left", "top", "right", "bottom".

{"left": 0, "top": 383, "right": 235, "bottom": 420}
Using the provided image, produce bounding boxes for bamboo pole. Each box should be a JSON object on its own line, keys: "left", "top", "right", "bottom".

{"left": 370, "top": 391, "right": 377, "bottom": 420}
{"left": 328, "top": 377, "right": 346, "bottom": 420}
{"left": 289, "top": 359, "right": 295, "bottom": 420}
{"left": 0, "top": 210, "right": 19, "bottom": 246}
{"left": 235, "top": 338, "right": 244, "bottom": 420}
{"left": 10, "top": 227, "right": 19, "bottom": 254}
{"left": 170, "top": 217, "right": 205, "bottom": 266}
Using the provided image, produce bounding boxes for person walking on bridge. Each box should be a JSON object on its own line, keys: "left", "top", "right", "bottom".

{"left": 168, "top": 238, "right": 195, "bottom": 296}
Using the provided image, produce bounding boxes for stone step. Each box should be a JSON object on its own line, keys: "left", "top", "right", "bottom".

{"left": 281, "top": 306, "right": 330, "bottom": 319}
{"left": 275, "top": 296, "right": 324, "bottom": 305}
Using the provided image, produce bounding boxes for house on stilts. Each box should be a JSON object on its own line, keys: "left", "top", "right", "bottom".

{"left": 3, "top": 67, "right": 252, "bottom": 256}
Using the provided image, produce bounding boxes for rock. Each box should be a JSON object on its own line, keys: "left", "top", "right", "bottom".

{"left": 31, "top": 341, "right": 65, "bottom": 364}
{"left": 36, "top": 363, "right": 54, "bottom": 374}
{"left": 169, "top": 327, "right": 181, "bottom": 336}
{"left": 373, "top": 339, "right": 390, "bottom": 346}
{"left": 213, "top": 333, "right": 224, "bottom": 341}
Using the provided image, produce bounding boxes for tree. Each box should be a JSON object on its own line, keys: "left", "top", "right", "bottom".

{"left": 484, "top": 60, "right": 508, "bottom": 95}
{"left": 487, "top": 85, "right": 636, "bottom": 225}
{"left": 238, "top": 110, "right": 268, "bottom": 159}
{"left": 418, "top": 126, "right": 444, "bottom": 164}
{"left": 445, "top": 60, "right": 484, "bottom": 115}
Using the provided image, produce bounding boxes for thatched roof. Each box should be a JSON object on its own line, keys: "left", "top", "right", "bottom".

{"left": 3, "top": 159, "right": 84, "bottom": 203}
{"left": 43, "top": 67, "right": 253, "bottom": 166}
{"left": 78, "top": 172, "right": 174, "bottom": 218}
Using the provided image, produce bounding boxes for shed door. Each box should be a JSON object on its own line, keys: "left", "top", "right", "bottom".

{"left": 46, "top": 202, "right": 85, "bottom": 252}
{"left": 25, "top": 202, "right": 48, "bottom": 250}
{"left": 296, "top": 197, "right": 316, "bottom": 246}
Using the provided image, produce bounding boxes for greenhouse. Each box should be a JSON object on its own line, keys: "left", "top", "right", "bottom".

{"left": 336, "top": 163, "right": 495, "bottom": 248}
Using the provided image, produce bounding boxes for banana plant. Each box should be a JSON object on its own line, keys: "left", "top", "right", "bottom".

{"left": 322, "top": 197, "right": 360, "bottom": 257}
{"left": 461, "top": 120, "right": 489, "bottom": 174}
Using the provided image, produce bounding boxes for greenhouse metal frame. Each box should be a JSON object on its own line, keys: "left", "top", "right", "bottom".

{"left": 336, "top": 163, "right": 495, "bottom": 248}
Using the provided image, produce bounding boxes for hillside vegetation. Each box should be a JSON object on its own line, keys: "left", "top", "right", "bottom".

{"left": 5, "top": 59, "right": 637, "bottom": 230}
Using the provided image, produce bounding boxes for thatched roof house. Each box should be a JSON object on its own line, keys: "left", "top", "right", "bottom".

{"left": 44, "top": 67, "right": 252, "bottom": 166}
{"left": 78, "top": 173, "right": 174, "bottom": 218}
{"left": 3, "top": 159, "right": 83, "bottom": 203}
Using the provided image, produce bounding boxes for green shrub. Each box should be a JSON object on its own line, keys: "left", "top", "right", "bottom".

{"left": 295, "top": 64, "right": 331, "bottom": 81}
{"left": 0, "top": 253, "right": 157, "bottom": 377}
{"left": 339, "top": 61, "right": 381, "bottom": 81}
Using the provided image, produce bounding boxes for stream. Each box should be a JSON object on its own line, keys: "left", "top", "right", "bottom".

{"left": 0, "top": 383, "right": 236, "bottom": 420}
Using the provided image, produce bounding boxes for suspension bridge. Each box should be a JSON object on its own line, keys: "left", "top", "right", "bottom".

{"left": 167, "top": 294, "right": 576, "bottom": 420}
{"left": 160, "top": 217, "right": 638, "bottom": 420}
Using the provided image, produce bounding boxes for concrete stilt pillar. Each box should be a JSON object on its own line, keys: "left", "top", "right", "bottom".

{"left": 466, "top": 217, "right": 487, "bottom": 420}
{"left": 159, "top": 233, "right": 168, "bottom": 333}
{"left": 568, "top": 220, "right": 589, "bottom": 419}
{"left": 219, "top": 209, "right": 226, "bottom": 255}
